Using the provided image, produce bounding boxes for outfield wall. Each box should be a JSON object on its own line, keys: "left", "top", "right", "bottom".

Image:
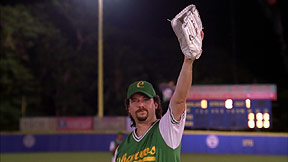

{"left": 20, "top": 117, "right": 127, "bottom": 131}
{"left": 1, "top": 132, "right": 287, "bottom": 155}
{"left": 181, "top": 132, "right": 288, "bottom": 155}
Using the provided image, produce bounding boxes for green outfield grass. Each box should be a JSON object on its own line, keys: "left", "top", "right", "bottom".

{"left": 0, "top": 152, "right": 287, "bottom": 162}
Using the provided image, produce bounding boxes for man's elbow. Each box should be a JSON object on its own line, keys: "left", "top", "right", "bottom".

{"left": 172, "top": 99, "right": 187, "bottom": 105}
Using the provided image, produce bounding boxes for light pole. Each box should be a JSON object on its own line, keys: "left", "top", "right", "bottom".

{"left": 98, "top": 0, "right": 104, "bottom": 118}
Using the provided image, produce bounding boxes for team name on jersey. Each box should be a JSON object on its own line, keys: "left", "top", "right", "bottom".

{"left": 116, "top": 145, "right": 156, "bottom": 162}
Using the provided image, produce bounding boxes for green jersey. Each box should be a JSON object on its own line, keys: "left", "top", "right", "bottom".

{"left": 114, "top": 107, "right": 186, "bottom": 162}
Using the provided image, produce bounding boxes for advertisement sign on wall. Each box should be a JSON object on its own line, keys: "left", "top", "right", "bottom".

{"left": 57, "top": 117, "right": 93, "bottom": 131}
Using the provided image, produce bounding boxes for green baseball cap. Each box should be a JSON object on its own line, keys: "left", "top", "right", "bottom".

{"left": 127, "top": 81, "right": 156, "bottom": 99}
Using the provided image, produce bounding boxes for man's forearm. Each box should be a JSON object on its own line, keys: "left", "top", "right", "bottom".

{"left": 170, "top": 57, "right": 194, "bottom": 120}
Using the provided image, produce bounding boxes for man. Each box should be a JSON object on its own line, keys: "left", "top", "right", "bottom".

{"left": 113, "top": 4, "right": 203, "bottom": 162}
{"left": 109, "top": 131, "right": 124, "bottom": 155}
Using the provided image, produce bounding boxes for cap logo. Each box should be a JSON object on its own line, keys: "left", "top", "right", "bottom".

{"left": 136, "top": 81, "right": 145, "bottom": 88}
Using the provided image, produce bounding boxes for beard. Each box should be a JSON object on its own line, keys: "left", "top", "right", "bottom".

{"left": 135, "top": 107, "right": 149, "bottom": 121}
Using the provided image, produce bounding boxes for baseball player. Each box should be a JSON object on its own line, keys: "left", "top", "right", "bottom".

{"left": 113, "top": 4, "right": 204, "bottom": 162}
{"left": 110, "top": 131, "right": 124, "bottom": 155}
{"left": 110, "top": 131, "right": 124, "bottom": 162}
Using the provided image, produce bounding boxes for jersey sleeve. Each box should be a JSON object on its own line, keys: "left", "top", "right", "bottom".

{"left": 159, "top": 104, "right": 186, "bottom": 149}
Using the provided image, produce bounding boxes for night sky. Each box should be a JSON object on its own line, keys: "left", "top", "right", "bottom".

{"left": 102, "top": 0, "right": 288, "bottom": 84}
{"left": 3, "top": 0, "right": 287, "bottom": 83}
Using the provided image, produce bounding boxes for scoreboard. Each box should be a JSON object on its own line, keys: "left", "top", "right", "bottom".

{"left": 185, "top": 99, "right": 272, "bottom": 130}
{"left": 183, "top": 84, "right": 277, "bottom": 130}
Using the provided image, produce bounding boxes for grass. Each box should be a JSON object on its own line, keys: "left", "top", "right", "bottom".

{"left": 180, "top": 153, "right": 288, "bottom": 162}
{"left": 0, "top": 152, "right": 287, "bottom": 162}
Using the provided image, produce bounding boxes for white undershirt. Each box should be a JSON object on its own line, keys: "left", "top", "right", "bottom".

{"left": 159, "top": 106, "right": 186, "bottom": 149}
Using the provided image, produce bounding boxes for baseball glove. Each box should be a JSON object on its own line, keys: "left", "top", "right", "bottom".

{"left": 171, "top": 4, "right": 203, "bottom": 59}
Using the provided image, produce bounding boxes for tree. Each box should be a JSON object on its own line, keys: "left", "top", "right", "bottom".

{"left": 0, "top": 5, "right": 45, "bottom": 130}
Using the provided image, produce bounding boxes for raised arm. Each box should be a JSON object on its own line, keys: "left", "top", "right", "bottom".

{"left": 170, "top": 4, "right": 204, "bottom": 120}
{"left": 170, "top": 57, "right": 194, "bottom": 121}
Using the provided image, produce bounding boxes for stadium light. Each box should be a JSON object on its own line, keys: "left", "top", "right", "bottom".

{"left": 263, "top": 113, "right": 270, "bottom": 128}
{"left": 263, "top": 121, "right": 270, "bottom": 128}
{"left": 248, "top": 120, "right": 255, "bottom": 128}
{"left": 256, "top": 120, "right": 263, "bottom": 128}
{"left": 225, "top": 99, "right": 233, "bottom": 109}
{"left": 263, "top": 113, "right": 270, "bottom": 121}
{"left": 248, "top": 113, "right": 254, "bottom": 120}
{"left": 201, "top": 99, "right": 208, "bottom": 109}
{"left": 245, "top": 99, "right": 251, "bottom": 108}
{"left": 256, "top": 113, "right": 263, "bottom": 121}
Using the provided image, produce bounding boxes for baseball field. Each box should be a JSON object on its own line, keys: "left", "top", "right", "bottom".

{"left": 1, "top": 152, "right": 287, "bottom": 162}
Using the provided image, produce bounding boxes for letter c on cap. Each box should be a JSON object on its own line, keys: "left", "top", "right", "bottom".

{"left": 137, "top": 81, "right": 144, "bottom": 88}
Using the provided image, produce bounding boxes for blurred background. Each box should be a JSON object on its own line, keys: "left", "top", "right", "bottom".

{"left": 0, "top": 0, "right": 288, "bottom": 161}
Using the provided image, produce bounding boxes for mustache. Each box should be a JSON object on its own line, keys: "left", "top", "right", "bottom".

{"left": 136, "top": 107, "right": 148, "bottom": 113}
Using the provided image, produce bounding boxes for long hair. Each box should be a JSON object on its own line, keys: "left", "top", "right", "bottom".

{"left": 125, "top": 95, "right": 162, "bottom": 127}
